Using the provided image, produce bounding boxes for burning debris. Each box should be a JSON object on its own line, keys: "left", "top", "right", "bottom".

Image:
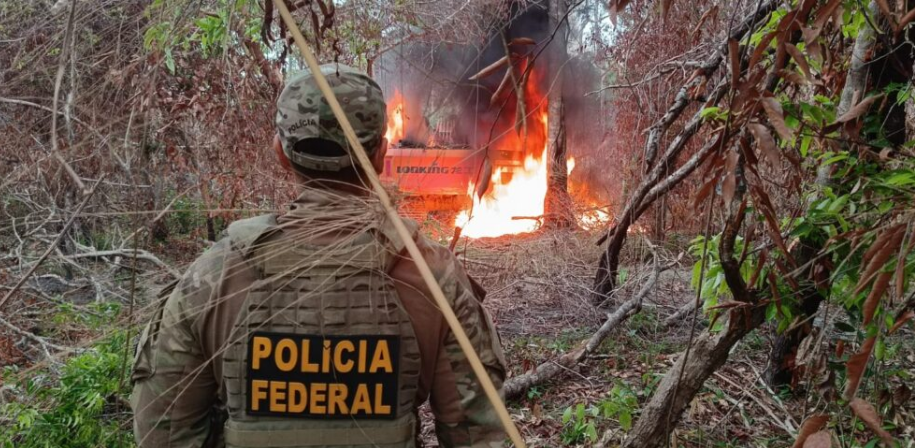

{"left": 376, "top": 8, "right": 612, "bottom": 238}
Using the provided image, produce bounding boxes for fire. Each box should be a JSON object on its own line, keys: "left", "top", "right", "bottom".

{"left": 456, "top": 112, "right": 550, "bottom": 238}
{"left": 385, "top": 90, "right": 405, "bottom": 143}
{"left": 383, "top": 68, "right": 608, "bottom": 238}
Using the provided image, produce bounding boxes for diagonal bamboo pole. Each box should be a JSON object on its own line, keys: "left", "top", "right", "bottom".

{"left": 272, "top": 1, "right": 526, "bottom": 446}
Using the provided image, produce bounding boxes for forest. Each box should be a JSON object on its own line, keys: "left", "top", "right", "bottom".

{"left": 1, "top": 0, "right": 914, "bottom": 446}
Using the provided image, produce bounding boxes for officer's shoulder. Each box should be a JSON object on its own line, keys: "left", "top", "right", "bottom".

{"left": 224, "top": 213, "right": 279, "bottom": 257}
{"left": 174, "top": 213, "right": 277, "bottom": 293}
{"left": 377, "top": 215, "right": 421, "bottom": 255}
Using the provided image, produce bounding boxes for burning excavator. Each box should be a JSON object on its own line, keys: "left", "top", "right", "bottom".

{"left": 380, "top": 38, "right": 569, "bottom": 238}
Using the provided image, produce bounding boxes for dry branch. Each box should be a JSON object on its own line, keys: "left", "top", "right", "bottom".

{"left": 0, "top": 179, "right": 102, "bottom": 311}
{"left": 68, "top": 249, "right": 180, "bottom": 279}
{"left": 49, "top": 0, "right": 85, "bottom": 194}
{"left": 592, "top": 0, "right": 780, "bottom": 302}
{"left": 0, "top": 314, "right": 68, "bottom": 358}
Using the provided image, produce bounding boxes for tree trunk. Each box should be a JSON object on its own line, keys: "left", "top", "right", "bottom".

{"left": 543, "top": 0, "right": 574, "bottom": 229}
{"left": 618, "top": 309, "right": 766, "bottom": 448}
{"left": 619, "top": 159, "right": 764, "bottom": 448}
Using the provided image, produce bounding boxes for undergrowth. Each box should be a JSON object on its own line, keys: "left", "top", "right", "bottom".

{"left": 0, "top": 332, "right": 135, "bottom": 448}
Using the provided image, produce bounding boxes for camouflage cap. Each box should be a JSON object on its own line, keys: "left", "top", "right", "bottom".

{"left": 276, "top": 64, "right": 387, "bottom": 172}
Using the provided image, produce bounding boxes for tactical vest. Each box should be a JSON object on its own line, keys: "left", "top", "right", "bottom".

{"left": 222, "top": 214, "right": 422, "bottom": 448}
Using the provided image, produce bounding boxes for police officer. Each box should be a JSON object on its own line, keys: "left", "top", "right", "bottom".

{"left": 131, "top": 64, "right": 508, "bottom": 448}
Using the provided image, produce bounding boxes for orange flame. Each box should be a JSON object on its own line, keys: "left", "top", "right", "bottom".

{"left": 385, "top": 90, "right": 405, "bottom": 143}
{"left": 457, "top": 112, "right": 550, "bottom": 238}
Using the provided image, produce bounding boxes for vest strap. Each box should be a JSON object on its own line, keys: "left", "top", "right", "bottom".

{"left": 224, "top": 423, "right": 414, "bottom": 447}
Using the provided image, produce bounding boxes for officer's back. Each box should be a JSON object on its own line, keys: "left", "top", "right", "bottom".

{"left": 130, "top": 64, "right": 507, "bottom": 448}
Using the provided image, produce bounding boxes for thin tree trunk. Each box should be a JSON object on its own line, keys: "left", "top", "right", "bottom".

{"left": 544, "top": 0, "right": 574, "bottom": 229}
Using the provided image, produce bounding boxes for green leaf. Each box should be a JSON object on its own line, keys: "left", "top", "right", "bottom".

{"left": 883, "top": 171, "right": 915, "bottom": 187}
{"left": 777, "top": 317, "right": 790, "bottom": 333}
{"left": 700, "top": 106, "right": 721, "bottom": 119}
{"left": 164, "top": 48, "right": 176, "bottom": 74}
{"left": 620, "top": 410, "right": 633, "bottom": 431}
{"left": 766, "top": 302, "right": 778, "bottom": 321}
{"left": 586, "top": 424, "right": 598, "bottom": 442}
{"left": 562, "top": 406, "right": 572, "bottom": 424}
{"left": 822, "top": 153, "right": 848, "bottom": 165}
{"left": 827, "top": 195, "right": 848, "bottom": 214}
{"left": 875, "top": 338, "right": 886, "bottom": 360}
{"left": 896, "top": 85, "right": 911, "bottom": 105}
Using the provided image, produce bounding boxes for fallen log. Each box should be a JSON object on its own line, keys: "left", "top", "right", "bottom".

{"left": 663, "top": 300, "right": 697, "bottom": 328}
{"left": 503, "top": 250, "right": 672, "bottom": 399}
{"left": 68, "top": 248, "right": 180, "bottom": 279}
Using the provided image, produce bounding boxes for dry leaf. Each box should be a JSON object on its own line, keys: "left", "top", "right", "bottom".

{"left": 849, "top": 398, "right": 895, "bottom": 446}
{"left": 761, "top": 97, "right": 795, "bottom": 142}
{"left": 844, "top": 336, "right": 876, "bottom": 400}
{"left": 805, "top": 39, "right": 824, "bottom": 64}
{"left": 829, "top": 94, "right": 884, "bottom": 128}
{"left": 792, "top": 414, "right": 829, "bottom": 448}
{"left": 780, "top": 69, "right": 809, "bottom": 85}
{"left": 860, "top": 227, "right": 896, "bottom": 269}
{"left": 691, "top": 5, "right": 719, "bottom": 37}
{"left": 895, "top": 229, "right": 912, "bottom": 298}
{"left": 812, "top": 0, "right": 843, "bottom": 33}
{"left": 661, "top": 0, "right": 674, "bottom": 22}
{"left": 803, "top": 431, "right": 832, "bottom": 448}
{"left": 863, "top": 272, "right": 892, "bottom": 325}
{"left": 749, "top": 31, "right": 777, "bottom": 70}
{"left": 890, "top": 310, "right": 914, "bottom": 334}
{"left": 785, "top": 43, "right": 813, "bottom": 80}
{"left": 749, "top": 122, "right": 780, "bottom": 166}
{"left": 729, "top": 39, "right": 741, "bottom": 87}
{"left": 802, "top": 26, "right": 821, "bottom": 46}
{"left": 855, "top": 226, "right": 904, "bottom": 295}
{"left": 695, "top": 177, "right": 718, "bottom": 207}
{"left": 722, "top": 149, "right": 738, "bottom": 205}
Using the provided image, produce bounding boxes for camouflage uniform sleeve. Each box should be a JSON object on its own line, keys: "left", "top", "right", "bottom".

{"left": 130, "top": 240, "right": 230, "bottom": 448}
{"left": 425, "top": 242, "right": 509, "bottom": 448}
